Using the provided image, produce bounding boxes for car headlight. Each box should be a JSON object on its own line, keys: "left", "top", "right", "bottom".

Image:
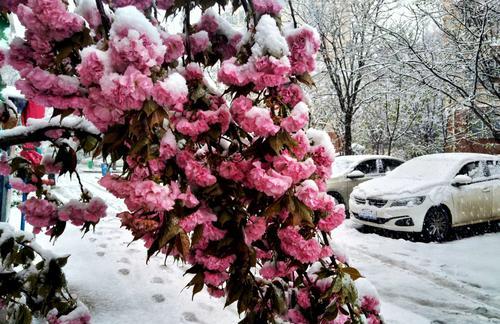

{"left": 390, "top": 196, "right": 426, "bottom": 207}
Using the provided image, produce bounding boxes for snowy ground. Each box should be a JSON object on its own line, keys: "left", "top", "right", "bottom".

{"left": 7, "top": 172, "right": 500, "bottom": 324}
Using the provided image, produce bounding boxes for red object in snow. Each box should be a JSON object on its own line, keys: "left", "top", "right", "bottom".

{"left": 21, "top": 101, "right": 45, "bottom": 125}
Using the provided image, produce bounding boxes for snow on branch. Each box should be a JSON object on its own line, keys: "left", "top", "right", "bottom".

{"left": 0, "top": 115, "right": 101, "bottom": 149}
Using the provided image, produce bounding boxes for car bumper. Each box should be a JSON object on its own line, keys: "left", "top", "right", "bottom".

{"left": 349, "top": 197, "right": 429, "bottom": 232}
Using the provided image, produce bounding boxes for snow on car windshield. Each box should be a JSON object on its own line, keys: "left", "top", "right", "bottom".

{"left": 387, "top": 158, "right": 455, "bottom": 181}
{"left": 331, "top": 156, "right": 360, "bottom": 175}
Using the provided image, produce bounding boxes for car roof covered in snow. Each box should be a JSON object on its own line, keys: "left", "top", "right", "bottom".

{"left": 335, "top": 154, "right": 404, "bottom": 161}
{"left": 412, "top": 153, "right": 498, "bottom": 163}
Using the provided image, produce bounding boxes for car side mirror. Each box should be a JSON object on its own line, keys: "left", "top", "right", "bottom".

{"left": 451, "top": 175, "right": 472, "bottom": 186}
{"left": 347, "top": 170, "right": 365, "bottom": 179}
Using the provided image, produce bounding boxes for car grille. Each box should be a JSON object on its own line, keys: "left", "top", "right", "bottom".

{"left": 354, "top": 197, "right": 366, "bottom": 205}
{"left": 367, "top": 199, "right": 388, "bottom": 208}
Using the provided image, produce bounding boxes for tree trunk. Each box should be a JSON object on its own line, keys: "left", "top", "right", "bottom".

{"left": 344, "top": 111, "right": 353, "bottom": 155}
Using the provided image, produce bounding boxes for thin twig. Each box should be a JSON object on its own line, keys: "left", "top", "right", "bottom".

{"left": 95, "top": 0, "right": 111, "bottom": 37}
{"left": 288, "top": 0, "right": 297, "bottom": 28}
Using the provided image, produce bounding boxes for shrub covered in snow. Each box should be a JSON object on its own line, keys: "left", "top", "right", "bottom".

{"left": 0, "top": 0, "right": 382, "bottom": 323}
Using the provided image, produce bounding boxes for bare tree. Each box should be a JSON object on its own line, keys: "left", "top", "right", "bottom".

{"left": 296, "top": 0, "right": 390, "bottom": 155}
{"left": 381, "top": 0, "right": 500, "bottom": 141}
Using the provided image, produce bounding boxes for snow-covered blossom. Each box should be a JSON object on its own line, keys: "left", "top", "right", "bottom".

{"left": 281, "top": 102, "right": 309, "bottom": 132}
{"left": 285, "top": 25, "right": 320, "bottom": 75}
{"left": 109, "top": 6, "right": 166, "bottom": 73}
{"left": 278, "top": 226, "right": 332, "bottom": 263}
{"left": 20, "top": 197, "right": 58, "bottom": 233}
{"left": 152, "top": 73, "right": 188, "bottom": 111}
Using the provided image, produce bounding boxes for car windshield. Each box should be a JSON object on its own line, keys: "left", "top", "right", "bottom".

{"left": 331, "top": 157, "right": 361, "bottom": 175}
{"left": 387, "top": 158, "right": 455, "bottom": 181}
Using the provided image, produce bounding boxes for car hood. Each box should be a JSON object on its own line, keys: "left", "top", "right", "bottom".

{"left": 353, "top": 176, "right": 449, "bottom": 200}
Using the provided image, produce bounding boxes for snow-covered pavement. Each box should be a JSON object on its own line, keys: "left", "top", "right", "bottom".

{"left": 8, "top": 173, "right": 500, "bottom": 323}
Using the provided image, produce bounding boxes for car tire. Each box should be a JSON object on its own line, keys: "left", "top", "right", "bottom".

{"left": 422, "top": 206, "right": 451, "bottom": 242}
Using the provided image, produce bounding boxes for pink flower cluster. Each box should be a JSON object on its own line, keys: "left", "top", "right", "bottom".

{"left": 281, "top": 102, "right": 309, "bottom": 132}
{"left": 285, "top": 25, "right": 321, "bottom": 75}
{"left": 218, "top": 154, "right": 253, "bottom": 183}
{"left": 260, "top": 261, "right": 297, "bottom": 279}
{"left": 279, "top": 83, "right": 304, "bottom": 108}
{"left": 153, "top": 73, "right": 188, "bottom": 111}
{"left": 15, "top": 68, "right": 84, "bottom": 110}
{"left": 272, "top": 153, "right": 316, "bottom": 184}
{"left": 253, "top": 0, "right": 283, "bottom": 15}
{"left": 162, "top": 33, "right": 185, "bottom": 63}
{"left": 277, "top": 227, "right": 332, "bottom": 263}
{"left": 47, "top": 305, "right": 92, "bottom": 324}
{"left": 58, "top": 197, "right": 107, "bottom": 226}
{"left": 197, "top": 10, "right": 243, "bottom": 60}
{"left": 109, "top": 7, "right": 166, "bottom": 73}
{"left": 244, "top": 216, "right": 267, "bottom": 244}
{"left": 126, "top": 180, "right": 175, "bottom": 211}
{"left": 10, "top": 177, "right": 37, "bottom": 193}
{"left": 189, "top": 31, "right": 211, "bottom": 56}
{"left": 19, "top": 197, "right": 58, "bottom": 233}
{"left": 230, "top": 96, "right": 279, "bottom": 137}
{"left": 218, "top": 56, "right": 290, "bottom": 90}
{"left": 159, "top": 129, "right": 177, "bottom": 160}
{"left": 248, "top": 162, "right": 293, "bottom": 198}
{"left": 16, "top": 0, "right": 84, "bottom": 42}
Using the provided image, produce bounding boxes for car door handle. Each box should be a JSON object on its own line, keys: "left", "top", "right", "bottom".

{"left": 482, "top": 188, "right": 491, "bottom": 193}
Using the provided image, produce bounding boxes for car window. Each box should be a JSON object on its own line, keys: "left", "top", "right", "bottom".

{"left": 456, "top": 161, "right": 488, "bottom": 181}
{"left": 355, "top": 159, "right": 378, "bottom": 175}
{"left": 382, "top": 159, "right": 403, "bottom": 173}
{"left": 486, "top": 160, "right": 500, "bottom": 178}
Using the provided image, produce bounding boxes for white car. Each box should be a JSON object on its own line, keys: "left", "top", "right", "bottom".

{"left": 349, "top": 153, "right": 500, "bottom": 241}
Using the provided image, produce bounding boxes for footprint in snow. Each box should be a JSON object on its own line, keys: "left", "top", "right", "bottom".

{"left": 118, "top": 268, "right": 130, "bottom": 275}
{"left": 89, "top": 238, "right": 97, "bottom": 242}
{"left": 152, "top": 294, "right": 165, "bottom": 303}
{"left": 98, "top": 243, "right": 107, "bottom": 248}
{"left": 151, "top": 277, "right": 164, "bottom": 284}
{"left": 118, "top": 257, "right": 130, "bottom": 264}
{"left": 181, "top": 312, "right": 201, "bottom": 323}
{"left": 96, "top": 251, "right": 105, "bottom": 257}
{"left": 127, "top": 248, "right": 141, "bottom": 254}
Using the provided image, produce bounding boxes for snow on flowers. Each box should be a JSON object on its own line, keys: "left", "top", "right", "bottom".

{"left": 3, "top": 0, "right": 382, "bottom": 323}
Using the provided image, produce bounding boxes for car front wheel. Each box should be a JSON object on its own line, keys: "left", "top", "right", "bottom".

{"left": 422, "top": 206, "right": 451, "bottom": 242}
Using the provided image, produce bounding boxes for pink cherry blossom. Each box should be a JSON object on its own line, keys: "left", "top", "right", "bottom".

{"left": 253, "top": 0, "right": 283, "bottom": 15}
{"left": 278, "top": 226, "right": 331, "bottom": 263}
{"left": 272, "top": 153, "right": 316, "bottom": 183}
{"left": 318, "top": 205, "right": 345, "bottom": 232}
{"left": 281, "top": 102, "right": 309, "bottom": 133}
{"left": 10, "top": 177, "right": 37, "bottom": 193}
{"left": 244, "top": 216, "right": 266, "bottom": 244}
{"left": 248, "top": 162, "right": 292, "bottom": 198}
{"left": 259, "top": 261, "right": 297, "bottom": 279}
{"left": 285, "top": 25, "right": 320, "bottom": 75}
{"left": 20, "top": 197, "right": 58, "bottom": 233}
{"left": 239, "top": 106, "right": 280, "bottom": 137}
{"left": 152, "top": 73, "right": 188, "bottom": 111}
{"left": 162, "top": 33, "right": 185, "bottom": 63}
{"left": 189, "top": 31, "right": 211, "bottom": 56}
